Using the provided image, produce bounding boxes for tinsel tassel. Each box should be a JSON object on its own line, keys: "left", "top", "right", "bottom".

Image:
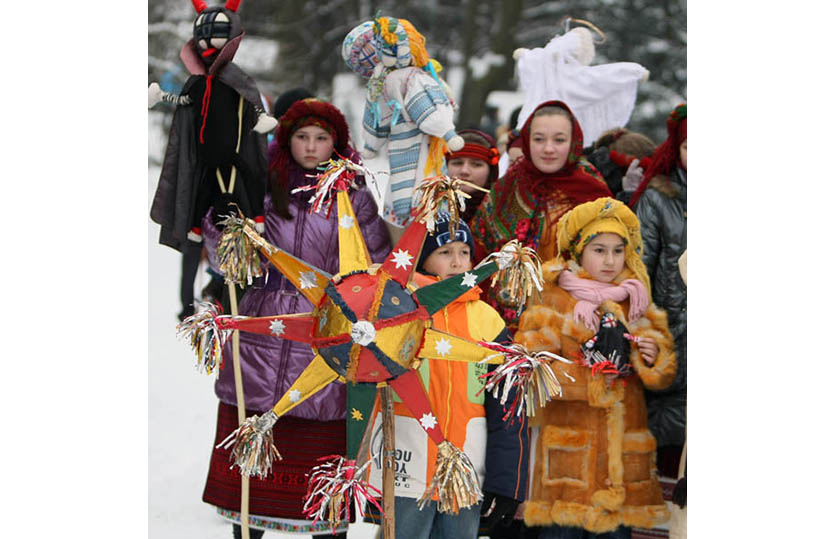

{"left": 478, "top": 342, "right": 572, "bottom": 419}
{"left": 475, "top": 240, "right": 544, "bottom": 314}
{"left": 176, "top": 301, "right": 242, "bottom": 374}
{"left": 216, "top": 213, "right": 264, "bottom": 286}
{"left": 217, "top": 411, "right": 281, "bottom": 478}
{"left": 291, "top": 156, "right": 375, "bottom": 216}
{"left": 418, "top": 441, "right": 482, "bottom": 514}
{"left": 412, "top": 175, "right": 488, "bottom": 234}
{"left": 302, "top": 456, "right": 383, "bottom": 531}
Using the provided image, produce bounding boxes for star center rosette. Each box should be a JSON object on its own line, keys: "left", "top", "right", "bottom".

{"left": 176, "top": 166, "right": 557, "bottom": 527}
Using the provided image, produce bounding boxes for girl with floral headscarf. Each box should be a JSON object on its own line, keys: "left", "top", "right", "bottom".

{"left": 469, "top": 100, "right": 612, "bottom": 333}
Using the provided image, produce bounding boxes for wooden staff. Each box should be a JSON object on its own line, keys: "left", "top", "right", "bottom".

{"left": 228, "top": 282, "right": 250, "bottom": 539}
{"left": 381, "top": 385, "right": 396, "bottom": 539}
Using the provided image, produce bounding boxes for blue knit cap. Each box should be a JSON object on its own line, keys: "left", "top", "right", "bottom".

{"left": 417, "top": 212, "right": 475, "bottom": 272}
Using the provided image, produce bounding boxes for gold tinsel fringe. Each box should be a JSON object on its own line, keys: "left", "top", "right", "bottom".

{"left": 418, "top": 441, "right": 482, "bottom": 514}
{"left": 475, "top": 240, "right": 544, "bottom": 314}
{"left": 216, "top": 214, "right": 264, "bottom": 286}
{"left": 217, "top": 411, "right": 281, "bottom": 479}
{"left": 412, "top": 175, "right": 488, "bottom": 236}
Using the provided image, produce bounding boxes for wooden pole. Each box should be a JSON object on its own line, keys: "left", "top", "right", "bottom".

{"left": 381, "top": 385, "right": 396, "bottom": 539}
{"left": 228, "top": 282, "right": 250, "bottom": 539}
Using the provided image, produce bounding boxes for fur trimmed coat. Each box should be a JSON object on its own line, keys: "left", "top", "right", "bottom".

{"left": 515, "top": 259, "right": 676, "bottom": 532}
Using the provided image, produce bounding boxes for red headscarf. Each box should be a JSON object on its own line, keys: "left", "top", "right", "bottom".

{"left": 268, "top": 98, "right": 357, "bottom": 217}
{"left": 628, "top": 103, "right": 686, "bottom": 208}
{"left": 269, "top": 98, "right": 352, "bottom": 186}
{"left": 510, "top": 100, "right": 612, "bottom": 207}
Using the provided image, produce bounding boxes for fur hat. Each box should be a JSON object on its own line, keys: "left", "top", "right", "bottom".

{"left": 556, "top": 197, "right": 650, "bottom": 294}
{"left": 276, "top": 98, "right": 350, "bottom": 153}
{"left": 417, "top": 212, "right": 476, "bottom": 272}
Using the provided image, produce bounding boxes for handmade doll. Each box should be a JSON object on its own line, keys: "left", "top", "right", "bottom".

{"left": 150, "top": 0, "right": 276, "bottom": 251}
{"left": 343, "top": 17, "right": 464, "bottom": 227}
{"left": 513, "top": 19, "right": 649, "bottom": 146}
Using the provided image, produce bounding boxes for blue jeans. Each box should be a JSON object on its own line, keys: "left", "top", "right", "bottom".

{"left": 538, "top": 524, "right": 631, "bottom": 539}
{"left": 393, "top": 496, "right": 481, "bottom": 539}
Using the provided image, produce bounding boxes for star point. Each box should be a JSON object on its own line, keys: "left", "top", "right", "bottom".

{"left": 351, "top": 408, "right": 364, "bottom": 421}
{"left": 288, "top": 389, "right": 302, "bottom": 403}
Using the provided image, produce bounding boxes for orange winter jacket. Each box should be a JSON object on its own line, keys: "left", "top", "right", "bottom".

{"left": 368, "top": 275, "right": 529, "bottom": 502}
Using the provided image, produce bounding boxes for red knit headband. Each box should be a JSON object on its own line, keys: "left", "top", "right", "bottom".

{"left": 446, "top": 143, "right": 499, "bottom": 165}
{"left": 291, "top": 116, "right": 337, "bottom": 141}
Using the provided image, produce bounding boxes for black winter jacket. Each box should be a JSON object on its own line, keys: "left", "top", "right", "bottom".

{"left": 634, "top": 168, "right": 687, "bottom": 447}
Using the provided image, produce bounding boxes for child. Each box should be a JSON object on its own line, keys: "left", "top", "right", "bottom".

{"left": 470, "top": 100, "right": 612, "bottom": 333}
{"left": 629, "top": 104, "right": 687, "bottom": 479}
{"left": 199, "top": 98, "right": 392, "bottom": 539}
{"left": 366, "top": 213, "right": 529, "bottom": 539}
{"left": 515, "top": 197, "right": 676, "bottom": 538}
{"left": 444, "top": 128, "right": 500, "bottom": 223}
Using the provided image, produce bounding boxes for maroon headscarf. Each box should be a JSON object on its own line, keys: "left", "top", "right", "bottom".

{"left": 509, "top": 100, "right": 611, "bottom": 208}
{"left": 628, "top": 103, "right": 687, "bottom": 208}
{"left": 268, "top": 98, "right": 357, "bottom": 217}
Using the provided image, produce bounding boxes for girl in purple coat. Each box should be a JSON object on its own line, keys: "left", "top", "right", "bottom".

{"left": 201, "top": 98, "right": 392, "bottom": 538}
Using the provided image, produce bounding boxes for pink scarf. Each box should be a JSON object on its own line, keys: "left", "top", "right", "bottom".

{"left": 558, "top": 270, "right": 649, "bottom": 332}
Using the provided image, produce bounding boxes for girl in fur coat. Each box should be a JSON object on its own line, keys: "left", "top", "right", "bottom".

{"left": 515, "top": 197, "right": 676, "bottom": 538}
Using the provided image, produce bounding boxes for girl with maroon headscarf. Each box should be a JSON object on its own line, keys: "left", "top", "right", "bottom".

{"left": 628, "top": 103, "right": 687, "bottom": 481}
{"left": 199, "top": 98, "right": 391, "bottom": 539}
{"left": 469, "top": 100, "right": 612, "bottom": 333}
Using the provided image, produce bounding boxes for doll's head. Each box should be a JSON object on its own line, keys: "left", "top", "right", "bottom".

{"left": 417, "top": 213, "right": 475, "bottom": 280}
{"left": 520, "top": 101, "right": 583, "bottom": 175}
{"left": 557, "top": 197, "right": 650, "bottom": 292}
{"left": 190, "top": 1, "right": 244, "bottom": 57}
{"left": 445, "top": 129, "right": 499, "bottom": 195}
{"left": 371, "top": 17, "right": 429, "bottom": 69}
{"left": 342, "top": 21, "right": 381, "bottom": 78}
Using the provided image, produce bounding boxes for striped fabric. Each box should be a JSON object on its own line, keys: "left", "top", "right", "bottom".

{"left": 362, "top": 67, "right": 457, "bottom": 227}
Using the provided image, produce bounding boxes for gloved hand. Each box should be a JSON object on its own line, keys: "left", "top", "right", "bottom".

{"left": 672, "top": 476, "right": 686, "bottom": 508}
{"left": 622, "top": 158, "right": 645, "bottom": 192}
{"left": 480, "top": 491, "right": 519, "bottom": 532}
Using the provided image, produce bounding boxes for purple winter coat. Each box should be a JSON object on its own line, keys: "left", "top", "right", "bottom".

{"left": 202, "top": 162, "right": 392, "bottom": 420}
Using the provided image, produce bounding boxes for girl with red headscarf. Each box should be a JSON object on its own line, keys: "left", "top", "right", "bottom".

{"left": 629, "top": 103, "right": 687, "bottom": 482}
{"left": 469, "top": 100, "right": 612, "bottom": 333}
